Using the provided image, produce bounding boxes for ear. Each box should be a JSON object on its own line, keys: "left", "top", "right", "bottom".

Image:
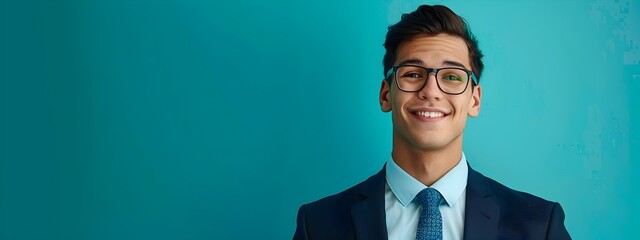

{"left": 379, "top": 79, "right": 392, "bottom": 112}
{"left": 467, "top": 84, "right": 482, "bottom": 117}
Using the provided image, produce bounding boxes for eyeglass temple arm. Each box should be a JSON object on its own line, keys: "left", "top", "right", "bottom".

{"left": 385, "top": 68, "right": 394, "bottom": 80}
{"left": 470, "top": 72, "right": 479, "bottom": 85}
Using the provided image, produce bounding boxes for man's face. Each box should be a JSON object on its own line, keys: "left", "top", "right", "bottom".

{"left": 379, "top": 33, "right": 482, "bottom": 152}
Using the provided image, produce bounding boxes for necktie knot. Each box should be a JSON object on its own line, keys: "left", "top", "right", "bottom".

{"left": 416, "top": 187, "right": 442, "bottom": 208}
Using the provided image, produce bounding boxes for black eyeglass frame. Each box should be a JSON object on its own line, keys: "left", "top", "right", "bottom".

{"left": 385, "top": 64, "right": 479, "bottom": 95}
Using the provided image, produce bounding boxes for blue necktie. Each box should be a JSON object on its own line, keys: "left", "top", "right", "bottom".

{"left": 415, "top": 188, "right": 443, "bottom": 240}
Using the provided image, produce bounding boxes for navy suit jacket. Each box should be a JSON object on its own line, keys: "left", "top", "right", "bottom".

{"left": 293, "top": 165, "right": 571, "bottom": 240}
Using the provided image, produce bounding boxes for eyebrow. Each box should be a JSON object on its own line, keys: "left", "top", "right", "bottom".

{"left": 397, "top": 58, "right": 469, "bottom": 69}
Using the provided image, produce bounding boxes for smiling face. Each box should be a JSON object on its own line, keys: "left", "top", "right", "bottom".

{"left": 379, "top": 33, "right": 482, "bottom": 153}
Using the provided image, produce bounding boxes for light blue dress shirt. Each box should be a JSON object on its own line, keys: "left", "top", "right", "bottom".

{"left": 385, "top": 153, "right": 469, "bottom": 240}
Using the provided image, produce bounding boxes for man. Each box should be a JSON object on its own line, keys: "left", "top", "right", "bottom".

{"left": 293, "top": 4, "right": 570, "bottom": 240}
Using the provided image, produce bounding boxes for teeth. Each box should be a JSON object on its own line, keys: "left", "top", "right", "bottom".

{"left": 416, "top": 111, "right": 444, "bottom": 118}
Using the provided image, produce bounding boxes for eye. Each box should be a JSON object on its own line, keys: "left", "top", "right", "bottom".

{"left": 442, "top": 74, "right": 463, "bottom": 81}
{"left": 402, "top": 72, "right": 423, "bottom": 78}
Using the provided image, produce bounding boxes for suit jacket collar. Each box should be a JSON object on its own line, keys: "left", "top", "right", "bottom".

{"left": 350, "top": 166, "right": 388, "bottom": 240}
{"left": 463, "top": 165, "right": 500, "bottom": 240}
{"left": 349, "top": 165, "right": 500, "bottom": 240}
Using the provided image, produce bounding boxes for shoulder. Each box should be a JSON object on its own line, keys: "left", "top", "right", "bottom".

{"left": 483, "top": 172, "right": 556, "bottom": 209}
{"left": 294, "top": 168, "right": 385, "bottom": 238}
{"left": 474, "top": 169, "right": 558, "bottom": 215}
{"left": 470, "top": 169, "right": 571, "bottom": 238}
{"left": 300, "top": 169, "right": 383, "bottom": 216}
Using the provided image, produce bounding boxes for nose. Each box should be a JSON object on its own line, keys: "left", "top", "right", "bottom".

{"left": 417, "top": 72, "right": 443, "bottom": 100}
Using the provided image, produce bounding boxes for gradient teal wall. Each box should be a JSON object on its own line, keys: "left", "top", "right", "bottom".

{"left": 1, "top": 0, "right": 638, "bottom": 239}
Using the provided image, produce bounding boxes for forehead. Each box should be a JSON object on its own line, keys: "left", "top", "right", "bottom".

{"left": 395, "top": 33, "right": 470, "bottom": 69}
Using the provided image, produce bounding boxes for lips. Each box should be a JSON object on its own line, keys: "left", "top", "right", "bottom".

{"left": 410, "top": 108, "right": 450, "bottom": 121}
{"left": 415, "top": 111, "right": 445, "bottom": 118}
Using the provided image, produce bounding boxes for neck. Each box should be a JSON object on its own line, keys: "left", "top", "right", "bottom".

{"left": 391, "top": 134, "right": 463, "bottom": 186}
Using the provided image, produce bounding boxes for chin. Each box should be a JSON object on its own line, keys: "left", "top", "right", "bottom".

{"left": 411, "top": 131, "right": 464, "bottom": 150}
{"left": 406, "top": 136, "right": 449, "bottom": 151}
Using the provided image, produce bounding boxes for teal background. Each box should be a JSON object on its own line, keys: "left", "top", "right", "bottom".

{"left": 1, "top": 0, "right": 638, "bottom": 239}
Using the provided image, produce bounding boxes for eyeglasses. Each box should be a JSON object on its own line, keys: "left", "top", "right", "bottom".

{"left": 385, "top": 65, "right": 478, "bottom": 95}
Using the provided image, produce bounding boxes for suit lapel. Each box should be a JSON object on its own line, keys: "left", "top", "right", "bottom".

{"left": 348, "top": 165, "right": 501, "bottom": 239}
{"left": 463, "top": 166, "right": 500, "bottom": 240}
{"left": 350, "top": 167, "right": 388, "bottom": 240}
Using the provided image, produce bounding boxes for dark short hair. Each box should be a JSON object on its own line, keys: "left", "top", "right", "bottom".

{"left": 383, "top": 5, "right": 484, "bottom": 84}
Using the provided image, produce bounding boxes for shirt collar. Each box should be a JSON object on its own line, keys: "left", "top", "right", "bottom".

{"left": 385, "top": 152, "right": 468, "bottom": 207}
